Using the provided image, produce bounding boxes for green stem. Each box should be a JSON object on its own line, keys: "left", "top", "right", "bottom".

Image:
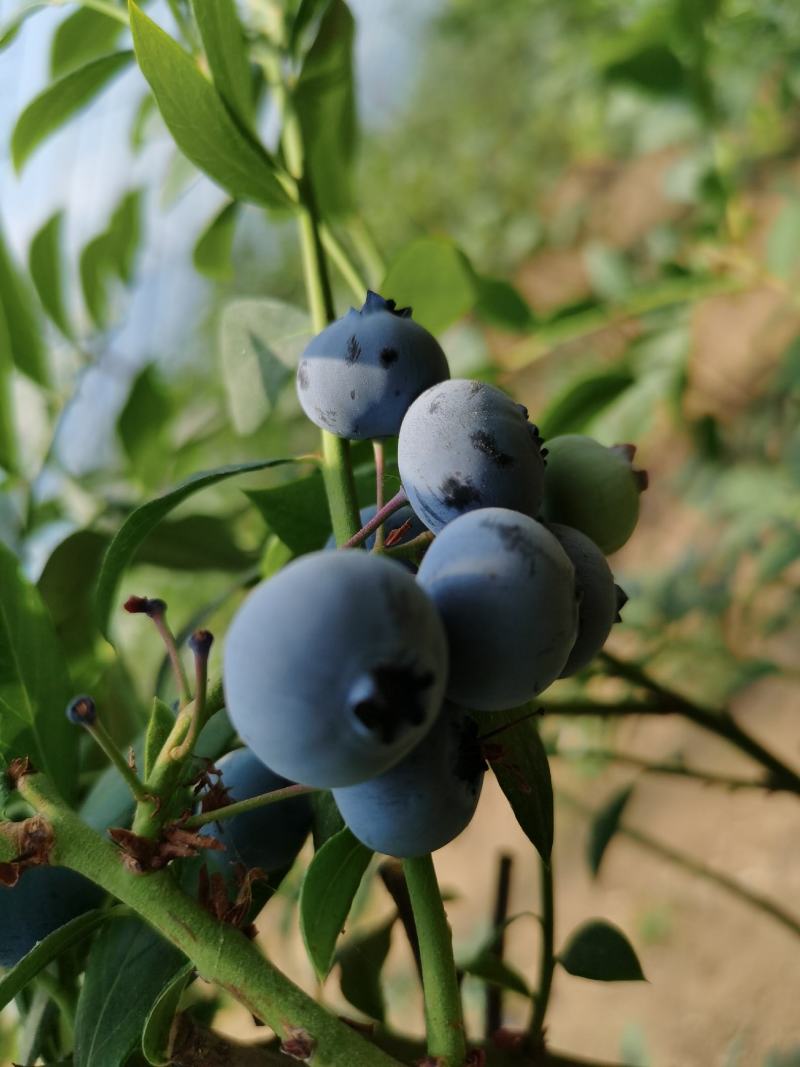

{"left": 558, "top": 788, "right": 800, "bottom": 938}
{"left": 320, "top": 224, "right": 369, "bottom": 299}
{"left": 347, "top": 216, "right": 386, "bottom": 285}
{"left": 403, "top": 854, "right": 466, "bottom": 1067}
{"left": 87, "top": 720, "right": 149, "bottom": 803}
{"left": 184, "top": 784, "right": 319, "bottom": 830}
{"left": 6, "top": 775, "right": 402, "bottom": 1067}
{"left": 528, "top": 854, "right": 555, "bottom": 1050}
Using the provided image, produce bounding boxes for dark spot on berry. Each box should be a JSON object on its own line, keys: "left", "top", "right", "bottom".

{"left": 314, "top": 406, "right": 337, "bottom": 428}
{"left": 484, "top": 519, "right": 539, "bottom": 576}
{"left": 470, "top": 430, "right": 514, "bottom": 468}
{"left": 350, "top": 389, "right": 356, "bottom": 400}
{"left": 428, "top": 392, "right": 445, "bottom": 415}
{"left": 345, "top": 335, "right": 361, "bottom": 364}
{"left": 440, "top": 475, "right": 482, "bottom": 511}
{"left": 297, "top": 361, "right": 310, "bottom": 390}
{"left": 394, "top": 389, "right": 401, "bottom": 397}
{"left": 352, "top": 664, "right": 434, "bottom": 743}
{"left": 469, "top": 381, "right": 484, "bottom": 396}
{"left": 379, "top": 346, "right": 399, "bottom": 367}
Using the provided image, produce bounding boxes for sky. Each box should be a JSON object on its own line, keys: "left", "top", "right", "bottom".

{"left": 0, "top": 0, "right": 441, "bottom": 475}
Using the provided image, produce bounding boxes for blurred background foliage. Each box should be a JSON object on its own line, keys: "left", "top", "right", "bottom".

{"left": 1, "top": 0, "right": 799, "bottom": 1062}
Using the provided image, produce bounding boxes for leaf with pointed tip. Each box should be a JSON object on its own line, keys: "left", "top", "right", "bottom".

{"left": 94, "top": 458, "right": 295, "bottom": 639}
{"left": 460, "top": 948, "right": 531, "bottom": 997}
{"left": 337, "top": 918, "right": 394, "bottom": 1021}
{"left": 141, "top": 962, "right": 194, "bottom": 1065}
{"left": 0, "top": 2, "right": 48, "bottom": 53}
{"left": 587, "top": 785, "right": 634, "bottom": 877}
{"left": 50, "top": 6, "right": 126, "bottom": 78}
{"left": 129, "top": 3, "right": 290, "bottom": 208}
{"left": 0, "top": 304, "right": 16, "bottom": 473}
{"left": 299, "top": 828, "right": 373, "bottom": 980}
{"left": 0, "top": 541, "right": 78, "bottom": 802}
{"left": 190, "top": 0, "right": 253, "bottom": 126}
{"left": 381, "top": 237, "right": 476, "bottom": 335}
{"left": 0, "top": 217, "right": 47, "bottom": 384}
{"left": 12, "top": 51, "right": 133, "bottom": 172}
{"left": 558, "top": 919, "right": 646, "bottom": 982}
{"left": 485, "top": 706, "right": 553, "bottom": 860}
{"left": 193, "top": 201, "right": 239, "bottom": 280}
{"left": 29, "top": 210, "right": 73, "bottom": 337}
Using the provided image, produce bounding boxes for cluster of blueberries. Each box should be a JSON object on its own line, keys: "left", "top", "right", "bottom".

{"left": 223, "top": 292, "right": 645, "bottom": 860}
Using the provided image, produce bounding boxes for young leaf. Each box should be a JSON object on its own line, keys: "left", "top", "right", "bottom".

{"left": 0, "top": 305, "right": 17, "bottom": 473}
{"left": 337, "top": 918, "right": 394, "bottom": 1022}
{"left": 219, "top": 297, "right": 311, "bottom": 434}
{"left": 0, "top": 908, "right": 114, "bottom": 1011}
{"left": 539, "top": 370, "right": 635, "bottom": 439}
{"left": 94, "top": 457, "right": 295, "bottom": 639}
{"left": 141, "top": 962, "right": 194, "bottom": 1066}
{"left": 117, "top": 363, "right": 171, "bottom": 481}
{"left": 299, "top": 827, "right": 373, "bottom": 980}
{"left": 0, "top": 540, "right": 78, "bottom": 802}
{"left": 28, "top": 210, "right": 73, "bottom": 338}
{"left": 293, "top": 0, "right": 356, "bottom": 218}
{"left": 558, "top": 919, "right": 646, "bottom": 982}
{"left": 74, "top": 916, "right": 185, "bottom": 1067}
{"left": 193, "top": 201, "right": 239, "bottom": 280}
{"left": 50, "top": 6, "right": 126, "bottom": 78}
{"left": 485, "top": 706, "right": 553, "bottom": 861}
{"left": 190, "top": 0, "right": 253, "bottom": 126}
{"left": 129, "top": 3, "right": 290, "bottom": 208}
{"left": 144, "top": 697, "right": 174, "bottom": 779}
{"left": 0, "top": 217, "right": 47, "bottom": 384}
{"left": 79, "top": 232, "right": 113, "bottom": 326}
{"left": 106, "top": 188, "right": 142, "bottom": 283}
{"left": 381, "top": 237, "right": 476, "bottom": 335}
{"left": 12, "top": 51, "right": 133, "bottom": 172}
{"left": 587, "top": 784, "right": 635, "bottom": 877}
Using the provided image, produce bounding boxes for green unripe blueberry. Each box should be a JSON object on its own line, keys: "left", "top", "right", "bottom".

{"left": 540, "top": 436, "right": 647, "bottom": 555}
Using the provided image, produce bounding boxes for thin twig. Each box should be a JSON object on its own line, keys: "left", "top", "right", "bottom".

{"left": 486, "top": 853, "right": 514, "bottom": 1039}
{"left": 551, "top": 747, "right": 766, "bottom": 791}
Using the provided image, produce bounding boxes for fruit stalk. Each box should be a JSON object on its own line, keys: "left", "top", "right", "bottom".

{"left": 403, "top": 854, "right": 467, "bottom": 1067}
{"left": 4, "top": 773, "right": 403, "bottom": 1067}
{"left": 184, "top": 783, "right": 318, "bottom": 831}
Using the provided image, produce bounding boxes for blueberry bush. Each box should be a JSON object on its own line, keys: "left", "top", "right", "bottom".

{"left": 1, "top": 1, "right": 800, "bottom": 1065}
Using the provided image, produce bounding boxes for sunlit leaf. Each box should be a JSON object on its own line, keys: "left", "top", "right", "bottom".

{"left": 28, "top": 210, "right": 73, "bottom": 337}
{"left": 190, "top": 0, "right": 253, "bottom": 126}
{"left": 0, "top": 217, "right": 47, "bottom": 384}
{"left": 193, "top": 201, "right": 239, "bottom": 280}
{"left": 50, "top": 6, "right": 126, "bottom": 78}
{"left": 381, "top": 237, "right": 476, "bottom": 334}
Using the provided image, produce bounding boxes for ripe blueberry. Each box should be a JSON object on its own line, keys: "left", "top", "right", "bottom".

{"left": 223, "top": 551, "right": 448, "bottom": 787}
{"left": 295, "top": 291, "right": 450, "bottom": 439}
{"left": 416, "top": 508, "right": 578, "bottom": 710}
{"left": 547, "top": 523, "right": 624, "bottom": 676}
{"left": 540, "top": 435, "right": 647, "bottom": 554}
{"left": 398, "top": 379, "right": 546, "bottom": 532}
{"left": 0, "top": 868, "right": 103, "bottom": 968}
{"left": 200, "top": 748, "right": 312, "bottom": 872}
{"left": 333, "top": 704, "right": 485, "bottom": 858}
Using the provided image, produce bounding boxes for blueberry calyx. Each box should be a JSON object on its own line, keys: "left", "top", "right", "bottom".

{"left": 350, "top": 664, "right": 435, "bottom": 744}
{"left": 361, "top": 290, "right": 412, "bottom": 319}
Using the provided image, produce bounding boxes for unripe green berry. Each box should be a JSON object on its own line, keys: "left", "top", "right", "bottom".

{"left": 540, "top": 435, "right": 647, "bottom": 555}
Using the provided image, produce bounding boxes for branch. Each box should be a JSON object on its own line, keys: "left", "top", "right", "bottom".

{"left": 550, "top": 747, "right": 766, "bottom": 791}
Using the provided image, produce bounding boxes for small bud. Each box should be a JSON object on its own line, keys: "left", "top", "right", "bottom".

{"left": 66, "top": 695, "right": 96, "bottom": 726}
{"left": 189, "top": 629, "right": 214, "bottom": 658}
{"left": 123, "top": 595, "right": 166, "bottom": 618}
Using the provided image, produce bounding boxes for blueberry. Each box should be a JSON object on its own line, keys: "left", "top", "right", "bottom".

{"left": 223, "top": 550, "right": 448, "bottom": 787}
{"left": 296, "top": 291, "right": 450, "bottom": 439}
{"left": 540, "top": 435, "right": 647, "bottom": 555}
{"left": 398, "top": 380, "right": 546, "bottom": 532}
{"left": 333, "top": 704, "right": 485, "bottom": 858}
{"left": 547, "top": 523, "right": 623, "bottom": 676}
{"left": 0, "top": 867, "right": 103, "bottom": 968}
{"left": 416, "top": 508, "right": 578, "bottom": 711}
{"left": 200, "top": 748, "right": 312, "bottom": 872}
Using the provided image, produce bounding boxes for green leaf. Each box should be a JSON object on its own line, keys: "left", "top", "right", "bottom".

{"left": 558, "top": 919, "right": 646, "bottom": 982}
{"left": 190, "top": 0, "right": 253, "bottom": 126}
{"left": 246, "top": 470, "right": 330, "bottom": 555}
{"left": 587, "top": 785, "right": 634, "bottom": 877}
{"left": 0, "top": 540, "right": 78, "bottom": 802}
{"left": 130, "top": 91, "right": 157, "bottom": 151}
{"left": 289, "top": 0, "right": 329, "bottom": 55}
{"left": 381, "top": 237, "right": 476, "bottom": 334}
{"left": 310, "top": 789, "right": 345, "bottom": 849}
{"left": 1, "top": 3, "right": 48, "bottom": 54}
{"left": 37, "top": 529, "right": 108, "bottom": 658}
{"left": 129, "top": 2, "right": 290, "bottom": 208}
{"left": 193, "top": 201, "right": 238, "bottom": 280}
{"left": 94, "top": 457, "right": 295, "bottom": 639}
{"left": 219, "top": 297, "right": 310, "bottom": 434}
{"left": 0, "top": 216, "right": 47, "bottom": 384}
{"left": 106, "top": 188, "right": 142, "bottom": 284}
{"left": 141, "top": 962, "right": 194, "bottom": 1065}
{"left": 0, "top": 908, "right": 114, "bottom": 1011}
{"left": 12, "top": 51, "right": 133, "bottom": 172}
{"left": 299, "top": 827, "right": 373, "bottom": 980}
{"left": 50, "top": 7, "right": 126, "bottom": 78}
{"left": 460, "top": 948, "right": 530, "bottom": 997}
{"left": 138, "top": 514, "right": 256, "bottom": 572}
{"left": 539, "top": 370, "right": 635, "bottom": 440}
{"left": 485, "top": 707, "right": 553, "bottom": 860}
{"left": 0, "top": 304, "right": 17, "bottom": 473}
{"left": 604, "top": 44, "right": 687, "bottom": 97}
{"left": 79, "top": 233, "right": 114, "bottom": 327}
{"left": 473, "top": 275, "right": 535, "bottom": 331}
{"left": 337, "top": 918, "right": 394, "bottom": 1022}
{"left": 117, "top": 363, "right": 171, "bottom": 479}
{"left": 28, "top": 210, "right": 73, "bottom": 338}
{"left": 74, "top": 916, "right": 185, "bottom": 1067}
{"left": 144, "top": 697, "right": 174, "bottom": 778}
{"left": 293, "top": 0, "right": 356, "bottom": 218}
